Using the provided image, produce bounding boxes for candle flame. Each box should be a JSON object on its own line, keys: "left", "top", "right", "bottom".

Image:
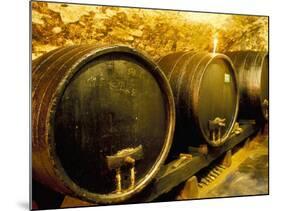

{"left": 213, "top": 33, "right": 218, "bottom": 54}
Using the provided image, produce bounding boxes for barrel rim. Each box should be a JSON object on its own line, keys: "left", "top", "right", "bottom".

{"left": 45, "top": 45, "right": 176, "bottom": 204}
{"left": 258, "top": 52, "right": 269, "bottom": 121}
{"left": 194, "top": 53, "right": 240, "bottom": 147}
{"left": 226, "top": 50, "right": 269, "bottom": 122}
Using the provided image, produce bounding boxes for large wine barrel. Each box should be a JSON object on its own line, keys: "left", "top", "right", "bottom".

{"left": 158, "top": 52, "right": 239, "bottom": 149}
{"left": 32, "top": 45, "right": 175, "bottom": 204}
{"left": 226, "top": 51, "right": 269, "bottom": 122}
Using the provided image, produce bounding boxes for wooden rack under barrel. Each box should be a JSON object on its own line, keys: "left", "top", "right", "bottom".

{"left": 56, "top": 122, "right": 259, "bottom": 208}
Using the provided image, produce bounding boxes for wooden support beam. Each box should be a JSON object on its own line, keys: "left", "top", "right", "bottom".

{"left": 177, "top": 176, "right": 199, "bottom": 200}
{"left": 60, "top": 196, "right": 96, "bottom": 208}
{"left": 221, "top": 150, "right": 232, "bottom": 168}
{"left": 131, "top": 124, "right": 257, "bottom": 202}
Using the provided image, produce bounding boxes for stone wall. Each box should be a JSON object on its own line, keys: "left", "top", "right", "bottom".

{"left": 32, "top": 2, "right": 268, "bottom": 60}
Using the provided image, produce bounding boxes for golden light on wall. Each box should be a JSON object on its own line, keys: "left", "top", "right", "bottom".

{"left": 32, "top": 2, "right": 268, "bottom": 60}
{"left": 213, "top": 33, "right": 219, "bottom": 54}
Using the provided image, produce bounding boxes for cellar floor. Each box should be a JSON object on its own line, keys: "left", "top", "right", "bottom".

{"left": 198, "top": 132, "right": 269, "bottom": 198}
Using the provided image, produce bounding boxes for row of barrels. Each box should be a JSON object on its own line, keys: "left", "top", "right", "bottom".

{"left": 32, "top": 45, "right": 269, "bottom": 204}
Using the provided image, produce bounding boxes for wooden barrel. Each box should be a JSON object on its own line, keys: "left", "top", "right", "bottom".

{"left": 226, "top": 51, "right": 269, "bottom": 122}
{"left": 158, "top": 52, "right": 239, "bottom": 149}
{"left": 32, "top": 45, "right": 175, "bottom": 204}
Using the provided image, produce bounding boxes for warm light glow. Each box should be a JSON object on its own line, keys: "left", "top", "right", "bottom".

{"left": 32, "top": 2, "right": 269, "bottom": 60}
{"left": 182, "top": 13, "right": 231, "bottom": 29}
{"left": 213, "top": 33, "right": 218, "bottom": 54}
